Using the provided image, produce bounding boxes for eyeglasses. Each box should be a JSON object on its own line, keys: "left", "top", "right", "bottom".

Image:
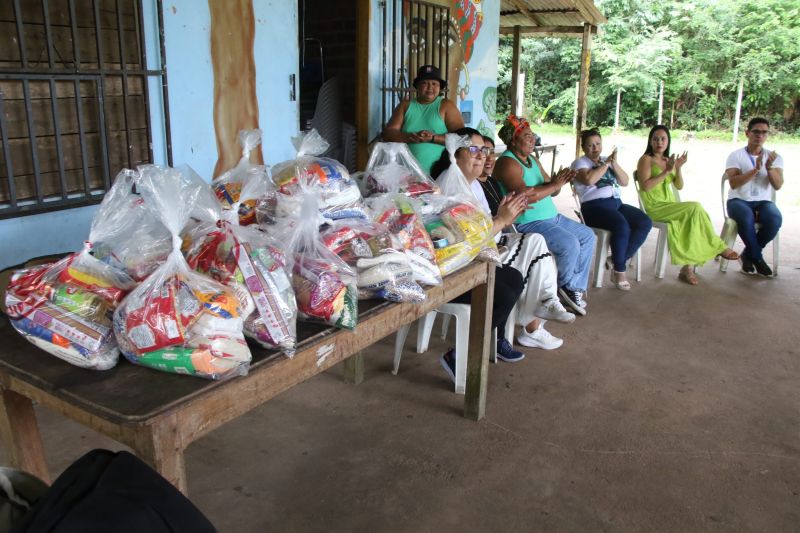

{"left": 749, "top": 129, "right": 769, "bottom": 135}
{"left": 466, "top": 146, "right": 491, "bottom": 157}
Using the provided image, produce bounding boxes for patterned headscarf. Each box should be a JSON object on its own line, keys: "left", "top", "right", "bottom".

{"left": 498, "top": 114, "right": 530, "bottom": 145}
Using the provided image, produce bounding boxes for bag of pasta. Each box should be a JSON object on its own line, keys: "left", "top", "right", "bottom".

{"left": 113, "top": 165, "right": 251, "bottom": 380}
{"left": 363, "top": 142, "right": 439, "bottom": 197}
{"left": 321, "top": 220, "right": 425, "bottom": 303}
{"left": 284, "top": 194, "right": 358, "bottom": 329}
{"left": 268, "top": 129, "right": 367, "bottom": 222}
{"left": 211, "top": 129, "right": 269, "bottom": 226}
{"left": 2, "top": 170, "right": 164, "bottom": 370}
{"left": 183, "top": 175, "right": 297, "bottom": 356}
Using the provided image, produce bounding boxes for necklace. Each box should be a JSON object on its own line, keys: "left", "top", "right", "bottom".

{"left": 480, "top": 178, "right": 503, "bottom": 207}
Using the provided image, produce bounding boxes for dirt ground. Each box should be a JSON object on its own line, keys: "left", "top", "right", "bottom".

{"left": 3, "top": 136, "right": 799, "bottom": 532}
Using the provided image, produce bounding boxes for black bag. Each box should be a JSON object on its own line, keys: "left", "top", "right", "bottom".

{"left": 11, "top": 449, "right": 215, "bottom": 533}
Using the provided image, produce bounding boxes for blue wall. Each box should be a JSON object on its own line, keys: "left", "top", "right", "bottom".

{"left": 1, "top": 0, "right": 299, "bottom": 269}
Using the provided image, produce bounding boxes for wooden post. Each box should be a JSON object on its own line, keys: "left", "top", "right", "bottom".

{"left": 342, "top": 352, "right": 365, "bottom": 385}
{"left": 658, "top": 80, "right": 664, "bottom": 125}
{"left": 464, "top": 264, "right": 495, "bottom": 421}
{"left": 0, "top": 388, "right": 50, "bottom": 483}
{"left": 733, "top": 77, "right": 744, "bottom": 143}
{"left": 572, "top": 81, "right": 579, "bottom": 133}
{"left": 355, "top": 0, "right": 370, "bottom": 169}
{"left": 510, "top": 25, "right": 521, "bottom": 118}
{"left": 575, "top": 23, "right": 593, "bottom": 159}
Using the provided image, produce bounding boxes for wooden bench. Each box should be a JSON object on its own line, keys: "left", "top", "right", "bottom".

{"left": 0, "top": 261, "right": 495, "bottom": 494}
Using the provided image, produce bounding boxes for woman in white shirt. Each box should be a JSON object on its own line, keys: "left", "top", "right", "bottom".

{"left": 572, "top": 129, "right": 652, "bottom": 290}
{"left": 431, "top": 128, "right": 571, "bottom": 352}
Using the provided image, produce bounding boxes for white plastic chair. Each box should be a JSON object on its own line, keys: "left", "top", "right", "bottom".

{"left": 719, "top": 174, "right": 779, "bottom": 275}
{"left": 633, "top": 172, "right": 679, "bottom": 279}
{"left": 393, "top": 303, "right": 497, "bottom": 395}
{"left": 569, "top": 184, "right": 641, "bottom": 288}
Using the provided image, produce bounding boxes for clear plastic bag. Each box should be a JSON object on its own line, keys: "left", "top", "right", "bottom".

{"left": 365, "top": 194, "right": 441, "bottom": 287}
{"left": 211, "top": 130, "right": 270, "bottom": 226}
{"left": 269, "top": 129, "right": 367, "bottom": 222}
{"left": 429, "top": 134, "right": 500, "bottom": 273}
{"left": 2, "top": 171, "right": 161, "bottom": 370}
{"left": 363, "top": 142, "right": 440, "bottom": 197}
{"left": 113, "top": 165, "right": 252, "bottom": 380}
{"left": 321, "top": 220, "right": 425, "bottom": 303}
{"left": 285, "top": 195, "right": 358, "bottom": 329}
{"left": 183, "top": 174, "right": 297, "bottom": 355}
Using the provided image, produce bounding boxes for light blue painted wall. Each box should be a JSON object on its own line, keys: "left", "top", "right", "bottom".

{"left": 1, "top": 0, "right": 299, "bottom": 269}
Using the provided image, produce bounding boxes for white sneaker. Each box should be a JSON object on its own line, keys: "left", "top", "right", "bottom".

{"left": 535, "top": 298, "right": 576, "bottom": 323}
{"left": 516, "top": 322, "right": 563, "bottom": 350}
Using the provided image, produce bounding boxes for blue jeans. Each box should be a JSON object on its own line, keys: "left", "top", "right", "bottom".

{"left": 516, "top": 214, "right": 596, "bottom": 292}
{"left": 726, "top": 199, "right": 782, "bottom": 261}
{"left": 581, "top": 197, "right": 653, "bottom": 272}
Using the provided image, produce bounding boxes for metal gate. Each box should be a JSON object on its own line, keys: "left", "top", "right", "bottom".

{"left": 379, "top": 0, "right": 452, "bottom": 126}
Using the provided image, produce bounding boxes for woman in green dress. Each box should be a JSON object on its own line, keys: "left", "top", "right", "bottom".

{"left": 382, "top": 65, "right": 464, "bottom": 176}
{"left": 636, "top": 125, "right": 738, "bottom": 285}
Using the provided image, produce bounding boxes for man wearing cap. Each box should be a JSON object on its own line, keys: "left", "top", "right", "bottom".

{"left": 382, "top": 64, "right": 464, "bottom": 175}
{"left": 724, "top": 117, "right": 783, "bottom": 277}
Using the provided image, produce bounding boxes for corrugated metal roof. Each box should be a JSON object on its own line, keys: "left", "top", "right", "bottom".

{"left": 499, "top": 0, "right": 606, "bottom": 33}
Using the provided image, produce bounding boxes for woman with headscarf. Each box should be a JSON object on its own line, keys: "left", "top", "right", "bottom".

{"left": 493, "top": 115, "right": 595, "bottom": 316}
{"left": 382, "top": 65, "right": 464, "bottom": 176}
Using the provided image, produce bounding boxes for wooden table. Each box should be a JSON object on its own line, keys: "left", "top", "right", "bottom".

{"left": 0, "top": 261, "right": 495, "bottom": 494}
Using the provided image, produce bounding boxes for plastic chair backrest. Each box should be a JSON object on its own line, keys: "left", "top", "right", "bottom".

{"left": 568, "top": 182, "right": 586, "bottom": 224}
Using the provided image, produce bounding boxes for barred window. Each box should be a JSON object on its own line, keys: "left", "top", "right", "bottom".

{"left": 0, "top": 0, "right": 168, "bottom": 218}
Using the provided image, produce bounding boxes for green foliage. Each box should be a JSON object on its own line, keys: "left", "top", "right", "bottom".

{"left": 497, "top": 0, "right": 800, "bottom": 133}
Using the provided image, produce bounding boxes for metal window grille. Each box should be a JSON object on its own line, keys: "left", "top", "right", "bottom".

{"left": 380, "top": 0, "right": 451, "bottom": 126}
{"left": 0, "top": 0, "right": 170, "bottom": 219}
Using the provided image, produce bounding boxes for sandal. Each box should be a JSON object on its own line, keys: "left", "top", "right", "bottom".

{"left": 612, "top": 270, "right": 631, "bottom": 291}
{"left": 718, "top": 249, "right": 739, "bottom": 261}
{"left": 678, "top": 267, "right": 699, "bottom": 286}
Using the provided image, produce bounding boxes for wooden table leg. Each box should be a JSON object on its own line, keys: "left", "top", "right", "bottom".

{"left": 464, "top": 264, "right": 495, "bottom": 420}
{"left": 0, "top": 388, "right": 51, "bottom": 483}
{"left": 342, "top": 351, "right": 364, "bottom": 385}
{"left": 132, "top": 414, "right": 188, "bottom": 495}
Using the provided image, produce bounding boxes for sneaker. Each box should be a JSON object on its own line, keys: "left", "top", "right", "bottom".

{"left": 516, "top": 322, "right": 563, "bottom": 350}
{"left": 740, "top": 255, "right": 755, "bottom": 275}
{"left": 754, "top": 259, "right": 773, "bottom": 277}
{"left": 558, "top": 287, "right": 587, "bottom": 316}
{"left": 535, "top": 298, "right": 576, "bottom": 323}
{"left": 439, "top": 349, "right": 456, "bottom": 383}
{"left": 496, "top": 338, "right": 525, "bottom": 363}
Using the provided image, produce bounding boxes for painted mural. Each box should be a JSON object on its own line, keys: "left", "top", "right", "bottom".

{"left": 398, "top": 1, "right": 498, "bottom": 138}
{"left": 209, "top": 0, "right": 264, "bottom": 177}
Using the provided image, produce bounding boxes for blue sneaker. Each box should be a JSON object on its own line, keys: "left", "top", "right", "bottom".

{"left": 496, "top": 338, "right": 525, "bottom": 363}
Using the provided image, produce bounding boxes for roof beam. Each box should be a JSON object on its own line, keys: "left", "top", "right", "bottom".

{"left": 499, "top": 25, "right": 598, "bottom": 37}
{"left": 505, "top": 0, "right": 546, "bottom": 27}
{"left": 574, "top": 0, "right": 607, "bottom": 25}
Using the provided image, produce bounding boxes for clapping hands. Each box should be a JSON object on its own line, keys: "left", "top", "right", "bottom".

{"left": 497, "top": 191, "right": 529, "bottom": 227}
{"left": 665, "top": 151, "right": 688, "bottom": 172}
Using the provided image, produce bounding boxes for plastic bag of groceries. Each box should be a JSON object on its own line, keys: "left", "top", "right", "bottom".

{"left": 267, "top": 129, "right": 367, "bottom": 222}
{"left": 211, "top": 129, "right": 268, "bottom": 226}
{"left": 363, "top": 142, "right": 440, "bottom": 197}
{"left": 425, "top": 134, "right": 499, "bottom": 274}
{"left": 113, "top": 165, "right": 251, "bottom": 380}
{"left": 284, "top": 194, "right": 358, "bottom": 329}
{"left": 364, "top": 194, "right": 441, "bottom": 287}
{"left": 321, "top": 220, "right": 425, "bottom": 303}
{"left": 2, "top": 171, "right": 161, "bottom": 370}
{"left": 183, "top": 175, "right": 297, "bottom": 355}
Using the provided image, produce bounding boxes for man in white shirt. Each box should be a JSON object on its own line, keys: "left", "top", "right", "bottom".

{"left": 724, "top": 117, "right": 783, "bottom": 277}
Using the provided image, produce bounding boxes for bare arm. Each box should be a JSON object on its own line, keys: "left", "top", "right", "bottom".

{"left": 439, "top": 99, "right": 465, "bottom": 144}
{"left": 766, "top": 151, "right": 784, "bottom": 190}
{"left": 382, "top": 100, "right": 422, "bottom": 143}
{"left": 636, "top": 155, "right": 674, "bottom": 192}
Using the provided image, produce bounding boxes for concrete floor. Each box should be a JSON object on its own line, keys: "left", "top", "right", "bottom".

{"left": 7, "top": 229, "right": 799, "bottom": 532}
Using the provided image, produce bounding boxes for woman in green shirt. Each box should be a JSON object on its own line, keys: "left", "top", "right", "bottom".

{"left": 382, "top": 65, "right": 464, "bottom": 176}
